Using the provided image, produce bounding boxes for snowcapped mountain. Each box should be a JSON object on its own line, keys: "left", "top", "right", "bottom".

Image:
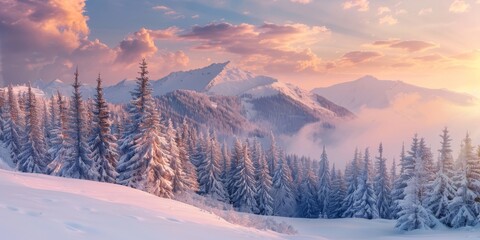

{"left": 100, "top": 61, "right": 353, "bottom": 134}
{"left": 312, "top": 75, "right": 476, "bottom": 113}
{"left": 31, "top": 79, "right": 95, "bottom": 99}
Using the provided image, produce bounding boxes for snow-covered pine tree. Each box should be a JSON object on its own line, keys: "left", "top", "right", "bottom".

{"left": 374, "top": 143, "right": 391, "bottom": 219}
{"left": 445, "top": 133, "right": 480, "bottom": 228}
{"left": 166, "top": 119, "right": 189, "bottom": 193}
{"left": 317, "top": 146, "right": 331, "bottom": 218}
{"left": 58, "top": 68, "right": 95, "bottom": 180}
{"left": 352, "top": 148, "right": 379, "bottom": 219}
{"left": 3, "top": 86, "right": 22, "bottom": 163}
{"left": 88, "top": 74, "right": 118, "bottom": 183}
{"left": 272, "top": 156, "right": 296, "bottom": 217}
{"left": 298, "top": 165, "right": 320, "bottom": 218}
{"left": 390, "top": 158, "right": 397, "bottom": 191}
{"left": 425, "top": 127, "right": 455, "bottom": 224}
{"left": 117, "top": 59, "right": 174, "bottom": 197}
{"left": 341, "top": 148, "right": 361, "bottom": 217}
{"left": 267, "top": 131, "right": 279, "bottom": 177}
{"left": 256, "top": 149, "right": 273, "bottom": 215}
{"left": 16, "top": 83, "right": 47, "bottom": 173}
{"left": 197, "top": 131, "right": 228, "bottom": 201}
{"left": 220, "top": 141, "right": 231, "bottom": 187}
{"left": 329, "top": 167, "right": 346, "bottom": 218}
{"left": 47, "top": 93, "right": 68, "bottom": 174}
{"left": 230, "top": 141, "right": 258, "bottom": 213}
{"left": 396, "top": 151, "right": 436, "bottom": 231}
{"left": 391, "top": 142, "right": 414, "bottom": 218}
{"left": 176, "top": 120, "right": 198, "bottom": 192}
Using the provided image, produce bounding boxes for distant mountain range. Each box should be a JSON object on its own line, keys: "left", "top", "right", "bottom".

{"left": 312, "top": 75, "right": 476, "bottom": 113}
{"left": 6, "top": 64, "right": 475, "bottom": 136}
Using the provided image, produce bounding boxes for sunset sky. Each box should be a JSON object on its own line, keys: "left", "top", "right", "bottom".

{"left": 0, "top": 0, "right": 479, "bottom": 94}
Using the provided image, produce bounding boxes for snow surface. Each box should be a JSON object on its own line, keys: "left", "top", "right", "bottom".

{"left": 2, "top": 158, "right": 480, "bottom": 240}
{"left": 0, "top": 168, "right": 282, "bottom": 240}
{"left": 312, "top": 75, "right": 476, "bottom": 113}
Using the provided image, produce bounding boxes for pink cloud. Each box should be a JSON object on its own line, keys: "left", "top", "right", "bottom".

{"left": 449, "top": 0, "right": 470, "bottom": 13}
{"left": 373, "top": 40, "right": 437, "bottom": 52}
{"left": 343, "top": 0, "right": 369, "bottom": 12}
{"left": 340, "top": 51, "right": 382, "bottom": 64}
{"left": 180, "top": 22, "right": 329, "bottom": 73}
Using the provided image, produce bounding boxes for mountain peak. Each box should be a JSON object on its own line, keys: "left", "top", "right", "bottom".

{"left": 356, "top": 75, "right": 379, "bottom": 82}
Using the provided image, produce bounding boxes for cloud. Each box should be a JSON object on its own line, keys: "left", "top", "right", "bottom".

{"left": 290, "top": 0, "right": 312, "bottom": 4}
{"left": 340, "top": 51, "right": 382, "bottom": 64}
{"left": 373, "top": 40, "right": 437, "bottom": 52}
{"left": 379, "top": 15, "right": 398, "bottom": 25}
{"left": 449, "top": 0, "right": 470, "bottom": 13}
{"left": 0, "top": 0, "right": 189, "bottom": 85}
{"left": 152, "top": 5, "right": 170, "bottom": 11}
{"left": 343, "top": 0, "right": 369, "bottom": 12}
{"left": 377, "top": 7, "right": 391, "bottom": 15}
{"left": 283, "top": 94, "right": 480, "bottom": 169}
{"left": 418, "top": 8, "right": 433, "bottom": 15}
{"left": 452, "top": 50, "right": 480, "bottom": 61}
{"left": 413, "top": 54, "right": 445, "bottom": 62}
{"left": 180, "top": 22, "right": 329, "bottom": 73}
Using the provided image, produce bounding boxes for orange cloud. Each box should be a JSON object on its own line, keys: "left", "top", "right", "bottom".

{"left": 373, "top": 40, "right": 437, "bottom": 52}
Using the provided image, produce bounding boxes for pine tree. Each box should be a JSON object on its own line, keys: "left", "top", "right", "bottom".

{"left": 329, "top": 167, "right": 346, "bottom": 218}
{"left": 230, "top": 141, "right": 258, "bottom": 213}
{"left": 166, "top": 119, "right": 189, "bottom": 193}
{"left": 317, "top": 146, "right": 331, "bottom": 218}
{"left": 298, "top": 165, "right": 320, "bottom": 218}
{"left": 272, "top": 156, "right": 296, "bottom": 217}
{"left": 16, "top": 84, "right": 47, "bottom": 173}
{"left": 342, "top": 148, "right": 361, "bottom": 217}
{"left": 255, "top": 149, "right": 273, "bottom": 215}
{"left": 220, "top": 141, "right": 231, "bottom": 187}
{"left": 352, "top": 148, "right": 379, "bottom": 219}
{"left": 58, "top": 68, "right": 95, "bottom": 180}
{"left": 47, "top": 93, "right": 68, "bottom": 175}
{"left": 3, "top": 86, "right": 22, "bottom": 163}
{"left": 391, "top": 142, "right": 413, "bottom": 218}
{"left": 197, "top": 131, "right": 228, "bottom": 201}
{"left": 267, "top": 131, "right": 279, "bottom": 177}
{"left": 374, "top": 143, "right": 391, "bottom": 219}
{"left": 117, "top": 59, "right": 173, "bottom": 197}
{"left": 176, "top": 120, "right": 198, "bottom": 192}
{"left": 396, "top": 152, "right": 436, "bottom": 231}
{"left": 425, "top": 128, "right": 455, "bottom": 224}
{"left": 446, "top": 133, "right": 480, "bottom": 227}
{"left": 89, "top": 74, "right": 118, "bottom": 183}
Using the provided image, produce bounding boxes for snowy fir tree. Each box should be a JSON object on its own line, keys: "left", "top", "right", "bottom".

{"left": 197, "top": 131, "right": 228, "bottom": 201}
{"left": 396, "top": 151, "right": 436, "bottom": 231}
{"left": 230, "top": 142, "right": 258, "bottom": 213}
{"left": 117, "top": 59, "right": 173, "bottom": 197}
{"left": 255, "top": 149, "right": 273, "bottom": 215}
{"left": 166, "top": 119, "right": 189, "bottom": 193}
{"left": 341, "top": 148, "right": 361, "bottom": 217}
{"left": 445, "top": 133, "right": 480, "bottom": 228}
{"left": 272, "top": 156, "right": 296, "bottom": 217}
{"left": 391, "top": 142, "right": 412, "bottom": 218}
{"left": 425, "top": 128, "right": 455, "bottom": 224}
{"left": 267, "top": 131, "right": 279, "bottom": 177}
{"left": 58, "top": 68, "right": 95, "bottom": 180}
{"left": 298, "top": 165, "right": 320, "bottom": 218}
{"left": 374, "top": 143, "right": 391, "bottom": 219}
{"left": 176, "top": 120, "right": 198, "bottom": 192}
{"left": 16, "top": 84, "right": 47, "bottom": 173}
{"left": 317, "top": 146, "right": 331, "bottom": 218}
{"left": 88, "top": 74, "right": 118, "bottom": 183}
{"left": 329, "top": 166, "right": 346, "bottom": 218}
{"left": 47, "top": 93, "right": 68, "bottom": 175}
{"left": 352, "top": 148, "right": 379, "bottom": 219}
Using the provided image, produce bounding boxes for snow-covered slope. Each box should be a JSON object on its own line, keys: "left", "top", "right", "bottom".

{"left": 1, "top": 167, "right": 479, "bottom": 240}
{"left": 312, "top": 75, "right": 476, "bottom": 113}
{"left": 0, "top": 169, "right": 282, "bottom": 240}
{"left": 32, "top": 79, "right": 95, "bottom": 99}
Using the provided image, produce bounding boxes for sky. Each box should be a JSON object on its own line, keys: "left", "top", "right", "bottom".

{"left": 0, "top": 0, "right": 479, "bottom": 94}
